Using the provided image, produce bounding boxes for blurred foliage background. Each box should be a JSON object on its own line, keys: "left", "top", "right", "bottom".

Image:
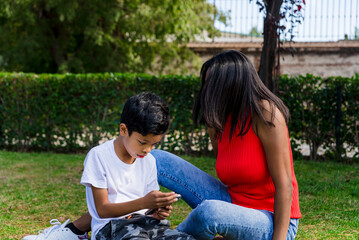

{"left": 0, "top": 0, "right": 227, "bottom": 74}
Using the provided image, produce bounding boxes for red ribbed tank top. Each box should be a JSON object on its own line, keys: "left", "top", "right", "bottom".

{"left": 216, "top": 120, "right": 301, "bottom": 218}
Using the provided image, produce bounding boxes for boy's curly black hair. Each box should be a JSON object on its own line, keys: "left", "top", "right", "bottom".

{"left": 120, "top": 92, "right": 170, "bottom": 136}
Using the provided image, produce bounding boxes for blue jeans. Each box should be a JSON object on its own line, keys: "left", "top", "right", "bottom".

{"left": 151, "top": 149, "right": 299, "bottom": 240}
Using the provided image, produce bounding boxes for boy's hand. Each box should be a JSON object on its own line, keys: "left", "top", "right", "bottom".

{"left": 142, "top": 190, "right": 178, "bottom": 209}
{"left": 151, "top": 205, "right": 172, "bottom": 220}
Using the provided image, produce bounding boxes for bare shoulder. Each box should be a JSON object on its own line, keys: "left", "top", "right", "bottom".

{"left": 252, "top": 100, "right": 286, "bottom": 138}
{"left": 258, "top": 99, "right": 286, "bottom": 126}
{"left": 253, "top": 100, "right": 288, "bottom": 147}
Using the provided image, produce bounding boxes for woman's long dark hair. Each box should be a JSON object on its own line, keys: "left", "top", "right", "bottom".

{"left": 193, "top": 50, "right": 290, "bottom": 141}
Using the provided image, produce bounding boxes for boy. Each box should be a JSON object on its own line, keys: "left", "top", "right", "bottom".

{"left": 22, "top": 92, "right": 194, "bottom": 240}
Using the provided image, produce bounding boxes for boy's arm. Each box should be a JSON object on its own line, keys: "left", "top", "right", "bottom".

{"left": 92, "top": 186, "right": 178, "bottom": 218}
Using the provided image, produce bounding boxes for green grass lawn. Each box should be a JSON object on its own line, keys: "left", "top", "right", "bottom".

{"left": 0, "top": 150, "right": 358, "bottom": 240}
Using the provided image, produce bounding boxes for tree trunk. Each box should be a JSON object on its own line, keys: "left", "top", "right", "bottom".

{"left": 310, "top": 141, "right": 318, "bottom": 160}
{"left": 258, "top": 0, "right": 283, "bottom": 93}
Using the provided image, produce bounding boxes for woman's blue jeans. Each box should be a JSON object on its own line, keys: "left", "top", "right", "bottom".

{"left": 151, "top": 149, "right": 299, "bottom": 240}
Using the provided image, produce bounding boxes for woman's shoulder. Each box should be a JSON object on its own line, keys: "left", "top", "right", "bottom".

{"left": 252, "top": 100, "right": 286, "bottom": 135}
{"left": 258, "top": 99, "right": 285, "bottom": 123}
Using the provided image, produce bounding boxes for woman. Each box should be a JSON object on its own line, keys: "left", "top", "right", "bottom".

{"left": 151, "top": 50, "right": 301, "bottom": 240}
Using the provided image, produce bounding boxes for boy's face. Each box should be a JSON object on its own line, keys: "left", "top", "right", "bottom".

{"left": 120, "top": 124, "right": 163, "bottom": 159}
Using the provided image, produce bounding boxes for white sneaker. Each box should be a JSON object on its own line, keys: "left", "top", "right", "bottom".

{"left": 22, "top": 219, "right": 89, "bottom": 240}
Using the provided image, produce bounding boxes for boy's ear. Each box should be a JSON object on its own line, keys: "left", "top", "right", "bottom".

{"left": 119, "top": 123, "right": 128, "bottom": 136}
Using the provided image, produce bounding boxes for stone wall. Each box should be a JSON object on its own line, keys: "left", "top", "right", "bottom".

{"left": 188, "top": 41, "right": 359, "bottom": 77}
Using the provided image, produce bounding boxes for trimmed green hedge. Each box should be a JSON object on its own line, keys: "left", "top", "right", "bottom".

{"left": 0, "top": 72, "right": 358, "bottom": 159}
{"left": 0, "top": 72, "right": 205, "bottom": 154}
{"left": 279, "top": 74, "right": 359, "bottom": 160}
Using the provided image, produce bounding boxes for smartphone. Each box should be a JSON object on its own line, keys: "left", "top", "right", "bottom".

{"left": 145, "top": 208, "right": 157, "bottom": 215}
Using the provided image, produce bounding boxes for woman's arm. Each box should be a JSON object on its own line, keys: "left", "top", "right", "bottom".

{"left": 207, "top": 127, "right": 218, "bottom": 157}
{"left": 254, "top": 103, "right": 293, "bottom": 240}
{"left": 91, "top": 186, "right": 178, "bottom": 218}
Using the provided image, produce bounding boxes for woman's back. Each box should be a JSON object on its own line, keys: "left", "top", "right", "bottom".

{"left": 216, "top": 118, "right": 301, "bottom": 218}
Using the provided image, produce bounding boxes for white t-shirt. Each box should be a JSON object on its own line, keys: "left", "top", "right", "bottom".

{"left": 80, "top": 139, "right": 159, "bottom": 238}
